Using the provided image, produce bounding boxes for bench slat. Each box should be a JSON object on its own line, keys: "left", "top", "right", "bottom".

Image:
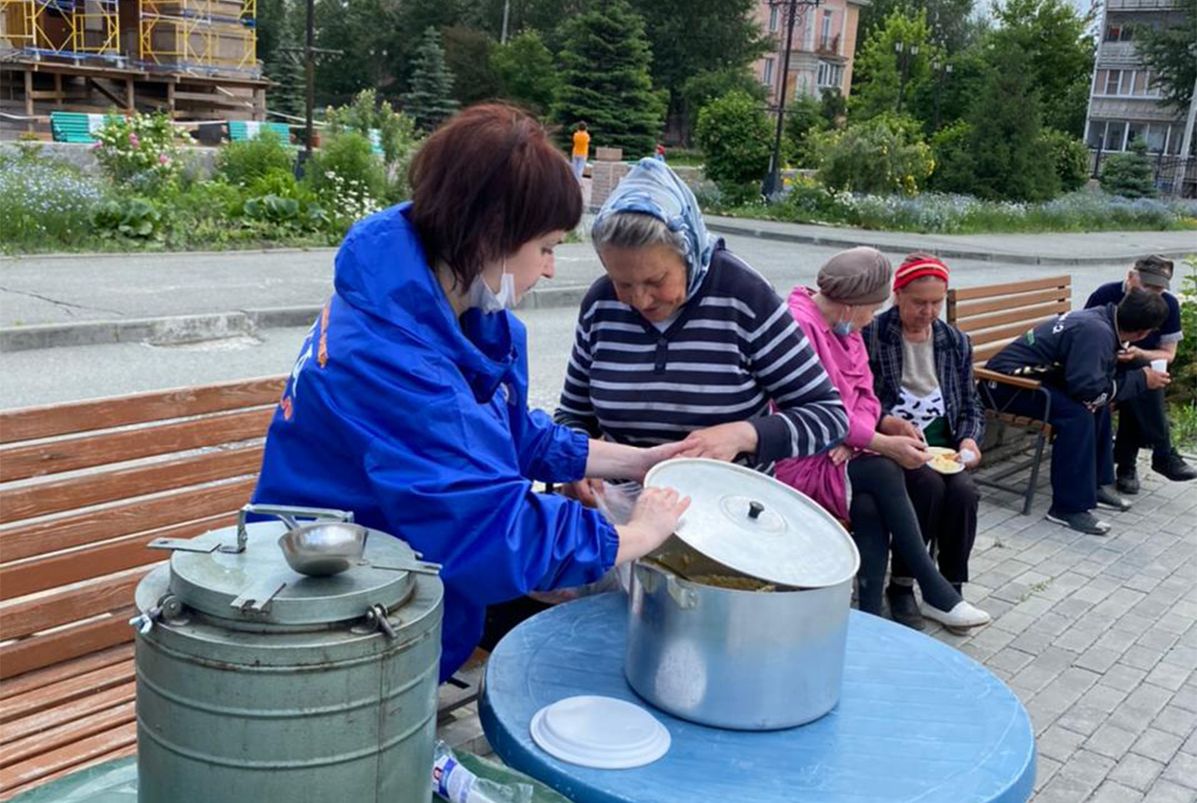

{"left": 0, "top": 446, "right": 263, "bottom": 524}
{"left": 954, "top": 301, "right": 1069, "bottom": 335}
{"left": 1, "top": 743, "right": 138, "bottom": 802}
{"left": 951, "top": 286, "right": 1071, "bottom": 319}
{"left": 0, "top": 568, "right": 150, "bottom": 641}
{"left": 948, "top": 275, "right": 1070, "bottom": 303}
{"left": 973, "top": 339, "right": 1018, "bottom": 365}
{"left": 0, "top": 407, "right": 274, "bottom": 482}
{"left": 2, "top": 512, "right": 233, "bottom": 600}
{"left": 0, "top": 645, "right": 132, "bottom": 701}
{"left": 0, "top": 612, "right": 136, "bottom": 681}
{"left": 0, "top": 478, "right": 255, "bottom": 563}
{"left": 0, "top": 376, "right": 284, "bottom": 444}
{"left": 966, "top": 319, "right": 1051, "bottom": 348}
{"left": 0, "top": 720, "right": 136, "bottom": 795}
{"left": 1, "top": 660, "right": 135, "bottom": 724}
{"left": 1, "top": 696, "right": 135, "bottom": 766}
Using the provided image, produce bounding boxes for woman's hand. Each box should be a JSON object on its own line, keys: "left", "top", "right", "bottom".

{"left": 957, "top": 437, "right": 982, "bottom": 469}
{"left": 879, "top": 414, "right": 923, "bottom": 441}
{"left": 676, "top": 422, "right": 759, "bottom": 462}
{"left": 615, "top": 487, "right": 691, "bottom": 565}
{"left": 828, "top": 444, "right": 853, "bottom": 466}
{"left": 631, "top": 440, "right": 690, "bottom": 481}
{"left": 878, "top": 434, "right": 931, "bottom": 470}
{"left": 562, "top": 478, "right": 605, "bottom": 507}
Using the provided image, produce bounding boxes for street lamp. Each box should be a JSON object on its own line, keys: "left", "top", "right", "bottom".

{"left": 894, "top": 41, "right": 919, "bottom": 115}
{"left": 762, "top": 0, "right": 822, "bottom": 200}
{"left": 931, "top": 58, "right": 953, "bottom": 131}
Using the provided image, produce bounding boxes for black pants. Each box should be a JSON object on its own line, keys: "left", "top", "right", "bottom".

{"left": 987, "top": 382, "right": 1114, "bottom": 515}
{"left": 847, "top": 454, "right": 961, "bottom": 616}
{"left": 1114, "top": 360, "right": 1172, "bottom": 467}
{"left": 891, "top": 466, "right": 979, "bottom": 586}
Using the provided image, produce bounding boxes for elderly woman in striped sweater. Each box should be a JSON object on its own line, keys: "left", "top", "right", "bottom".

{"left": 554, "top": 158, "right": 848, "bottom": 504}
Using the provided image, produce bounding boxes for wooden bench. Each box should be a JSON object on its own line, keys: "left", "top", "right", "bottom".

{"left": 0, "top": 376, "right": 286, "bottom": 800}
{"left": 947, "top": 275, "right": 1072, "bottom": 514}
{"left": 227, "top": 120, "right": 293, "bottom": 144}
{"left": 48, "top": 112, "right": 124, "bottom": 144}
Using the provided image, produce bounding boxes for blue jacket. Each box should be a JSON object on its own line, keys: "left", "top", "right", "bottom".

{"left": 252, "top": 203, "right": 618, "bottom": 681}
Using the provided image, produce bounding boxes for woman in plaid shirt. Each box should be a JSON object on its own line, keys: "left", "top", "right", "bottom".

{"left": 863, "top": 254, "right": 985, "bottom": 631}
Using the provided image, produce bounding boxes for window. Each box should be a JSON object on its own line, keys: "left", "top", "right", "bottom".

{"left": 1104, "top": 70, "right": 1120, "bottom": 95}
{"left": 763, "top": 57, "right": 775, "bottom": 87}
{"left": 1133, "top": 70, "right": 1148, "bottom": 96}
{"left": 1086, "top": 120, "right": 1105, "bottom": 149}
{"left": 820, "top": 10, "right": 833, "bottom": 47}
{"left": 1104, "top": 24, "right": 1121, "bottom": 41}
{"left": 1145, "top": 124, "right": 1166, "bottom": 153}
{"left": 1120, "top": 25, "right": 1134, "bottom": 41}
{"left": 817, "top": 60, "right": 843, "bottom": 88}
{"left": 1104, "top": 121, "right": 1127, "bottom": 151}
{"left": 1127, "top": 121, "right": 1146, "bottom": 148}
{"left": 769, "top": 6, "right": 779, "bottom": 32}
{"left": 1119, "top": 70, "right": 1135, "bottom": 94}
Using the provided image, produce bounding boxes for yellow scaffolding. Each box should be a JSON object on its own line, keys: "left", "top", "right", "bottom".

{"left": 0, "top": 0, "right": 121, "bottom": 61}
{"left": 139, "top": 0, "right": 256, "bottom": 75}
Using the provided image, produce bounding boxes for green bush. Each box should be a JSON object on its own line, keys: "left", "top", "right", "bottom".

{"left": 304, "top": 131, "right": 385, "bottom": 229}
{"left": 1101, "top": 138, "right": 1157, "bottom": 198}
{"left": 1040, "top": 128, "right": 1090, "bottom": 193}
{"left": 93, "top": 113, "right": 185, "bottom": 190}
{"left": 1169, "top": 258, "right": 1196, "bottom": 406}
{"left": 928, "top": 121, "right": 974, "bottom": 194}
{"left": 695, "top": 90, "right": 772, "bottom": 205}
{"left": 811, "top": 113, "right": 934, "bottom": 196}
{"left": 216, "top": 131, "right": 294, "bottom": 186}
{"left": 784, "top": 95, "right": 827, "bottom": 168}
{"left": 91, "top": 198, "right": 164, "bottom": 240}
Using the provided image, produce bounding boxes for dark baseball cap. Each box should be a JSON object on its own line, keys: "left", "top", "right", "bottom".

{"left": 1134, "top": 255, "right": 1173, "bottom": 289}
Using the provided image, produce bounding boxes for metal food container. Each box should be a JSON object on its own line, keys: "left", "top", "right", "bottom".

{"left": 626, "top": 459, "right": 859, "bottom": 731}
{"left": 132, "top": 504, "right": 443, "bottom": 803}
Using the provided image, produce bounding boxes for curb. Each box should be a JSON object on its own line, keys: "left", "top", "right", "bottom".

{"left": 0, "top": 286, "right": 591, "bottom": 353}
{"left": 0, "top": 246, "right": 338, "bottom": 263}
{"left": 704, "top": 221, "right": 1195, "bottom": 267}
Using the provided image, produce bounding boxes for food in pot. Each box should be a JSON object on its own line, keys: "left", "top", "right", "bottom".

{"left": 687, "top": 574, "right": 777, "bottom": 592}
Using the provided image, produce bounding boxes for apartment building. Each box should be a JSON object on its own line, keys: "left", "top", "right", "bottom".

{"left": 752, "top": 0, "right": 867, "bottom": 104}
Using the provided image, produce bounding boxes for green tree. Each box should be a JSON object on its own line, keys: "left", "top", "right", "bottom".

{"left": 1040, "top": 128, "right": 1090, "bottom": 193}
{"left": 1133, "top": 0, "right": 1197, "bottom": 112}
{"left": 313, "top": 0, "right": 400, "bottom": 106}
{"left": 810, "top": 113, "right": 934, "bottom": 195}
{"left": 405, "top": 28, "right": 460, "bottom": 133}
{"left": 990, "top": 0, "right": 1095, "bottom": 137}
{"left": 552, "top": 0, "right": 664, "bottom": 158}
{"left": 627, "top": 0, "right": 767, "bottom": 138}
{"left": 850, "top": 8, "right": 941, "bottom": 124}
{"left": 680, "top": 67, "right": 767, "bottom": 130}
{"left": 491, "top": 30, "right": 560, "bottom": 115}
{"left": 267, "top": 17, "right": 306, "bottom": 118}
{"left": 324, "top": 89, "right": 421, "bottom": 167}
{"left": 442, "top": 26, "right": 503, "bottom": 106}
{"left": 857, "top": 0, "right": 980, "bottom": 56}
{"left": 694, "top": 90, "right": 772, "bottom": 204}
{"left": 1101, "top": 138, "right": 1158, "bottom": 198}
{"left": 785, "top": 94, "right": 828, "bottom": 167}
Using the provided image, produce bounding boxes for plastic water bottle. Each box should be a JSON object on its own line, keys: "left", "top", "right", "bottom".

{"left": 432, "top": 741, "right": 534, "bottom": 803}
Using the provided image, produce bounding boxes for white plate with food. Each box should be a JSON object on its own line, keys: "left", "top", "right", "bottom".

{"left": 926, "top": 446, "right": 965, "bottom": 475}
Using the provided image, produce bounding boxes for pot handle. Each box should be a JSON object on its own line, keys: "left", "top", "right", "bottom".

{"left": 637, "top": 560, "right": 698, "bottom": 610}
{"left": 228, "top": 503, "right": 355, "bottom": 554}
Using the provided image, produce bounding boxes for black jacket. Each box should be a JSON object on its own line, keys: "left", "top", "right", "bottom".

{"left": 985, "top": 304, "right": 1146, "bottom": 408}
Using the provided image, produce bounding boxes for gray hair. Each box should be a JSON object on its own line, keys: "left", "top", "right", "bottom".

{"left": 591, "top": 211, "right": 687, "bottom": 259}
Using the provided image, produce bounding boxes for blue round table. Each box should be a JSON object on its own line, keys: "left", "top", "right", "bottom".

{"left": 480, "top": 593, "right": 1034, "bottom": 803}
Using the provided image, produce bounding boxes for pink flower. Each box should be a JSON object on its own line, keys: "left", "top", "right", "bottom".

{"left": 158, "top": 154, "right": 171, "bottom": 165}
{"left": 129, "top": 132, "right": 140, "bottom": 147}
{"left": 91, "top": 142, "right": 102, "bottom": 150}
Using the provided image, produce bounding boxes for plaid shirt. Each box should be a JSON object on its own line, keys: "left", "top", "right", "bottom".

{"left": 863, "top": 307, "right": 985, "bottom": 445}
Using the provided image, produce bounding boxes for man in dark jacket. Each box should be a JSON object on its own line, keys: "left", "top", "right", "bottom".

{"left": 985, "top": 289, "right": 1170, "bottom": 534}
{"left": 1084, "top": 255, "right": 1195, "bottom": 493}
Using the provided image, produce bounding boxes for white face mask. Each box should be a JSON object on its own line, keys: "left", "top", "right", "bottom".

{"left": 467, "top": 266, "right": 517, "bottom": 312}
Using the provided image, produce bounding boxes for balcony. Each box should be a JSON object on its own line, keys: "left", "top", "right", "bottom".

{"left": 815, "top": 34, "right": 840, "bottom": 57}
{"left": 1106, "top": 0, "right": 1181, "bottom": 9}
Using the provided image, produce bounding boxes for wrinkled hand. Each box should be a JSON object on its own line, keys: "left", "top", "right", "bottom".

{"left": 957, "top": 438, "right": 982, "bottom": 469}
{"left": 880, "top": 434, "right": 931, "bottom": 470}
{"left": 615, "top": 487, "right": 692, "bottom": 565}
{"left": 1144, "top": 366, "right": 1171, "bottom": 390}
{"left": 880, "top": 415, "right": 922, "bottom": 441}
{"left": 828, "top": 444, "right": 853, "bottom": 466}
{"left": 562, "top": 478, "right": 605, "bottom": 508}
{"left": 676, "top": 422, "right": 759, "bottom": 463}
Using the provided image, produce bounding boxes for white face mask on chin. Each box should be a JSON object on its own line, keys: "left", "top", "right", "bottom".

{"left": 467, "top": 267, "right": 518, "bottom": 313}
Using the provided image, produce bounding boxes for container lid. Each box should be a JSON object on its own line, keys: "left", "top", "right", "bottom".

{"left": 166, "top": 521, "right": 417, "bottom": 626}
{"left": 530, "top": 696, "right": 670, "bottom": 769}
{"left": 644, "top": 458, "right": 859, "bottom": 588}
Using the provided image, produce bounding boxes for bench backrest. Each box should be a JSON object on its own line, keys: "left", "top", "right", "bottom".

{"left": 48, "top": 112, "right": 123, "bottom": 144}
{"left": 947, "top": 275, "right": 1072, "bottom": 368}
{"left": 227, "top": 120, "right": 292, "bottom": 143}
{"left": 0, "top": 376, "right": 286, "bottom": 680}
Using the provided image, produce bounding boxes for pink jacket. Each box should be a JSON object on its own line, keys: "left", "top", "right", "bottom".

{"left": 774, "top": 288, "right": 881, "bottom": 520}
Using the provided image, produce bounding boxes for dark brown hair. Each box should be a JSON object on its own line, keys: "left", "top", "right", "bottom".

{"left": 408, "top": 104, "right": 582, "bottom": 288}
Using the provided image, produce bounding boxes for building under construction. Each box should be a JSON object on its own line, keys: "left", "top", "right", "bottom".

{"left": 0, "top": 0, "right": 267, "bottom": 134}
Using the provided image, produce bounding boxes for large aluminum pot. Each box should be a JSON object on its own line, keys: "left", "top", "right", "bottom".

{"left": 626, "top": 460, "right": 858, "bottom": 731}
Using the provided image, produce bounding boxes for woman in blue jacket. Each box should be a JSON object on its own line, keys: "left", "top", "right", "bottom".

{"left": 253, "top": 105, "right": 689, "bottom": 681}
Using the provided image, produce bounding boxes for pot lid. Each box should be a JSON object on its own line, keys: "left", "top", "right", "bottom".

{"left": 530, "top": 696, "right": 671, "bottom": 769}
{"left": 644, "top": 458, "right": 859, "bottom": 588}
{"left": 162, "top": 521, "right": 419, "bottom": 626}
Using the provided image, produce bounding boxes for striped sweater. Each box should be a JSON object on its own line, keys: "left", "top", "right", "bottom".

{"left": 555, "top": 243, "right": 847, "bottom": 467}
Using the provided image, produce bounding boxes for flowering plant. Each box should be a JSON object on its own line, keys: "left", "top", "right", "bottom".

{"left": 93, "top": 113, "right": 185, "bottom": 187}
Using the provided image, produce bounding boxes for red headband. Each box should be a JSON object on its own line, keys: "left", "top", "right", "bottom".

{"left": 894, "top": 257, "right": 949, "bottom": 291}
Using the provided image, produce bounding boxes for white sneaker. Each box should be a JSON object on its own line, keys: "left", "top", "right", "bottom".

{"left": 922, "top": 600, "right": 991, "bottom": 629}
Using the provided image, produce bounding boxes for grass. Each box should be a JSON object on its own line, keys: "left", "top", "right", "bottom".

{"left": 1170, "top": 402, "right": 1197, "bottom": 451}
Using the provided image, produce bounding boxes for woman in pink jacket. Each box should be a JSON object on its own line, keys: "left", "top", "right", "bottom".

{"left": 775, "top": 248, "right": 989, "bottom": 630}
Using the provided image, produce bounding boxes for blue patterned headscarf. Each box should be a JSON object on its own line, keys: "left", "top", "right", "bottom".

{"left": 592, "top": 158, "right": 714, "bottom": 298}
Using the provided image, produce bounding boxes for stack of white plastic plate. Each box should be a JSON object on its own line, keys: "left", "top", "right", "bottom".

{"left": 530, "top": 695, "right": 671, "bottom": 769}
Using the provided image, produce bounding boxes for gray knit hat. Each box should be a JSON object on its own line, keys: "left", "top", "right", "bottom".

{"left": 816, "top": 247, "right": 893, "bottom": 304}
